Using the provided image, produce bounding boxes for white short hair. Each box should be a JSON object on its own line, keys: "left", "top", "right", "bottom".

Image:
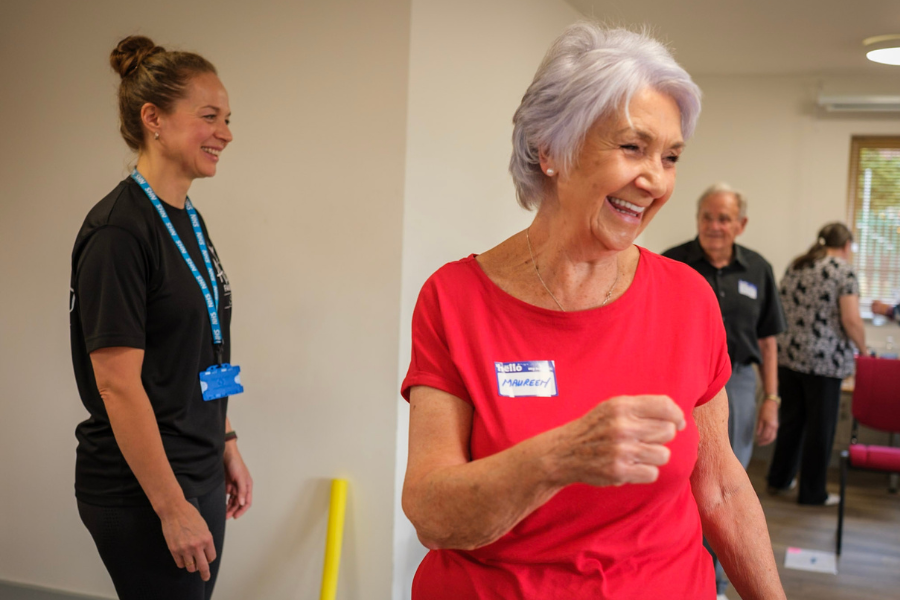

{"left": 697, "top": 182, "right": 748, "bottom": 219}
{"left": 509, "top": 22, "right": 702, "bottom": 210}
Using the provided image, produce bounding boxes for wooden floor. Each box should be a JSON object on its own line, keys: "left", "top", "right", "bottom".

{"left": 723, "top": 460, "right": 900, "bottom": 600}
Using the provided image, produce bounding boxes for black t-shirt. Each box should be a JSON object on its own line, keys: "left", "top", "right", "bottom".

{"left": 70, "top": 177, "right": 232, "bottom": 506}
{"left": 662, "top": 238, "right": 785, "bottom": 366}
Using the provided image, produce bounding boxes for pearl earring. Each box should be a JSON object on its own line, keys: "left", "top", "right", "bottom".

{"left": 154, "top": 131, "right": 159, "bottom": 140}
{"left": 546, "top": 168, "right": 555, "bottom": 176}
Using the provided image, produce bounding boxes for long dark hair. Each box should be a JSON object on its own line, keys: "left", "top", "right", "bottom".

{"left": 790, "top": 222, "right": 853, "bottom": 270}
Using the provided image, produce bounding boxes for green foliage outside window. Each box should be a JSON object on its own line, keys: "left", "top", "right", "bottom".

{"left": 849, "top": 138, "right": 900, "bottom": 314}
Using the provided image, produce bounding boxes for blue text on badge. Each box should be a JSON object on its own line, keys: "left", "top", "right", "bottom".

{"left": 495, "top": 360, "right": 558, "bottom": 398}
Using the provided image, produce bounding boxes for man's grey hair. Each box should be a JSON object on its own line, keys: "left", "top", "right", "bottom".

{"left": 696, "top": 182, "right": 748, "bottom": 219}
{"left": 509, "top": 22, "right": 702, "bottom": 210}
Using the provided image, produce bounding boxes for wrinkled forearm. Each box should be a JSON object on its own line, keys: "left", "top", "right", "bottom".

{"left": 693, "top": 390, "right": 785, "bottom": 599}
{"left": 698, "top": 465, "right": 785, "bottom": 600}
{"left": 403, "top": 429, "right": 565, "bottom": 551}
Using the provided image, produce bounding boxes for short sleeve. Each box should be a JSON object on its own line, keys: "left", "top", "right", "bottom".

{"left": 756, "top": 261, "right": 787, "bottom": 339}
{"left": 75, "top": 226, "right": 147, "bottom": 353}
{"left": 839, "top": 265, "right": 859, "bottom": 297}
{"left": 401, "top": 277, "right": 471, "bottom": 404}
{"left": 696, "top": 286, "right": 732, "bottom": 407}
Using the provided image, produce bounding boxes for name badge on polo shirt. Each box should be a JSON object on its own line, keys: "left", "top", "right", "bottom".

{"left": 495, "top": 361, "right": 558, "bottom": 398}
{"left": 738, "top": 280, "right": 758, "bottom": 300}
{"left": 199, "top": 364, "right": 244, "bottom": 401}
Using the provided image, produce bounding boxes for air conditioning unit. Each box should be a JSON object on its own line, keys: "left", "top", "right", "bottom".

{"left": 817, "top": 95, "right": 900, "bottom": 113}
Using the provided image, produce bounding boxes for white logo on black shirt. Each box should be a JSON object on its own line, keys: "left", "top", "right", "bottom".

{"left": 207, "top": 243, "right": 232, "bottom": 308}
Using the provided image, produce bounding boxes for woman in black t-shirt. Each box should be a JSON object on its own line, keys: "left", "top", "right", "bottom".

{"left": 69, "top": 36, "right": 251, "bottom": 599}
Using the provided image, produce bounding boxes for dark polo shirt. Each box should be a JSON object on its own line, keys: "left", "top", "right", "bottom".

{"left": 663, "top": 237, "right": 786, "bottom": 366}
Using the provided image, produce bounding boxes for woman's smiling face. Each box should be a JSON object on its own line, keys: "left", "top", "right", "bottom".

{"left": 549, "top": 87, "right": 684, "bottom": 253}
{"left": 156, "top": 72, "right": 233, "bottom": 181}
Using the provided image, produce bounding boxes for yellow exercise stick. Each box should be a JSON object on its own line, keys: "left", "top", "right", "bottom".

{"left": 320, "top": 478, "right": 348, "bottom": 600}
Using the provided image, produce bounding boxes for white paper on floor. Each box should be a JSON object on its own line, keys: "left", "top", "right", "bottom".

{"left": 783, "top": 547, "right": 838, "bottom": 574}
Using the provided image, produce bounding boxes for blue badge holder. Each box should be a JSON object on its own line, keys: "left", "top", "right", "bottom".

{"left": 199, "top": 363, "right": 244, "bottom": 401}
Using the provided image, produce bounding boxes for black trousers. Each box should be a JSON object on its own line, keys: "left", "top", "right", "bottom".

{"left": 78, "top": 481, "right": 226, "bottom": 600}
{"left": 766, "top": 367, "right": 843, "bottom": 504}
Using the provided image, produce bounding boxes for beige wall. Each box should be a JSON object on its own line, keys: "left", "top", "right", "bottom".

{"left": 642, "top": 74, "right": 900, "bottom": 278}
{"left": 639, "top": 73, "right": 900, "bottom": 349}
{"left": 392, "top": 0, "right": 581, "bottom": 597}
{"left": 0, "top": 1, "right": 409, "bottom": 598}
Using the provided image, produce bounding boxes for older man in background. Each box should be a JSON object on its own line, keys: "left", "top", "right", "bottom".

{"left": 663, "top": 183, "right": 786, "bottom": 600}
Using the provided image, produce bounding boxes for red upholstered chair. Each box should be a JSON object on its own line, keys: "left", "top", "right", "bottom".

{"left": 836, "top": 355, "right": 900, "bottom": 555}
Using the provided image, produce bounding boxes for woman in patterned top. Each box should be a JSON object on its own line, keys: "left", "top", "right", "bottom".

{"left": 766, "top": 223, "right": 866, "bottom": 505}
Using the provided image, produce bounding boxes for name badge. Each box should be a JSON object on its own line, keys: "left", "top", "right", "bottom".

{"left": 738, "top": 280, "right": 758, "bottom": 299}
{"left": 199, "top": 363, "right": 244, "bottom": 401}
{"left": 495, "top": 361, "right": 558, "bottom": 398}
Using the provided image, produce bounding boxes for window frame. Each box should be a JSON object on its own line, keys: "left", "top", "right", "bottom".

{"left": 847, "top": 135, "right": 900, "bottom": 318}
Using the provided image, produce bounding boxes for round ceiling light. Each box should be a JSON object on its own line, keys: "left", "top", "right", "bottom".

{"left": 864, "top": 34, "right": 900, "bottom": 65}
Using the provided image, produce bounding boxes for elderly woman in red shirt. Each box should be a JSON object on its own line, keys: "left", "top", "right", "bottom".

{"left": 400, "top": 23, "right": 785, "bottom": 600}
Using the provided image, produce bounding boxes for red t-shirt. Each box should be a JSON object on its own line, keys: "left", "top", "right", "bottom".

{"left": 402, "top": 248, "right": 731, "bottom": 600}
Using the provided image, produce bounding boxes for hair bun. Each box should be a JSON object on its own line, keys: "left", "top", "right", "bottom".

{"left": 110, "top": 35, "right": 165, "bottom": 78}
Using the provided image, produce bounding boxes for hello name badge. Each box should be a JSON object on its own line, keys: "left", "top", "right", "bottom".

{"left": 738, "top": 279, "right": 758, "bottom": 300}
{"left": 495, "top": 360, "right": 558, "bottom": 398}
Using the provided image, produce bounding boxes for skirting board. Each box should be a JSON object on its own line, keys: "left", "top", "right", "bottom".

{"left": 0, "top": 580, "right": 110, "bottom": 600}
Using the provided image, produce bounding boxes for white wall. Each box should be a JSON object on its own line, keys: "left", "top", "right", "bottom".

{"left": 392, "top": 1, "right": 582, "bottom": 598}
{"left": 642, "top": 74, "right": 900, "bottom": 277}
{"left": 638, "top": 73, "right": 900, "bottom": 350}
{"left": 0, "top": 1, "right": 410, "bottom": 598}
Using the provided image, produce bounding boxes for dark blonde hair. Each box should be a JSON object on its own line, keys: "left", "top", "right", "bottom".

{"left": 110, "top": 35, "right": 217, "bottom": 151}
{"left": 790, "top": 222, "right": 853, "bottom": 270}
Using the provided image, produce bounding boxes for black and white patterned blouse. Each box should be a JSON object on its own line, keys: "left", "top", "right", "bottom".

{"left": 777, "top": 256, "right": 860, "bottom": 378}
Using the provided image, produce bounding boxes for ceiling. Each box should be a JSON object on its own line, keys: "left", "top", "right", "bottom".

{"left": 566, "top": 0, "right": 900, "bottom": 76}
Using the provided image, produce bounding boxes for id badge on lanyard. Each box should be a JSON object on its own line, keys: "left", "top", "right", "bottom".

{"left": 131, "top": 169, "right": 244, "bottom": 401}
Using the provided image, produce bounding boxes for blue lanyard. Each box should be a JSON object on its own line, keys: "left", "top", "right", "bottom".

{"left": 130, "top": 169, "right": 223, "bottom": 349}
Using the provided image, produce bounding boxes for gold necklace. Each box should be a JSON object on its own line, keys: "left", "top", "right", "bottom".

{"left": 525, "top": 228, "right": 619, "bottom": 312}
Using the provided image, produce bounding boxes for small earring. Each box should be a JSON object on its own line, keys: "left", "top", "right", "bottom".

{"left": 154, "top": 131, "right": 159, "bottom": 140}
{"left": 546, "top": 168, "right": 555, "bottom": 176}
